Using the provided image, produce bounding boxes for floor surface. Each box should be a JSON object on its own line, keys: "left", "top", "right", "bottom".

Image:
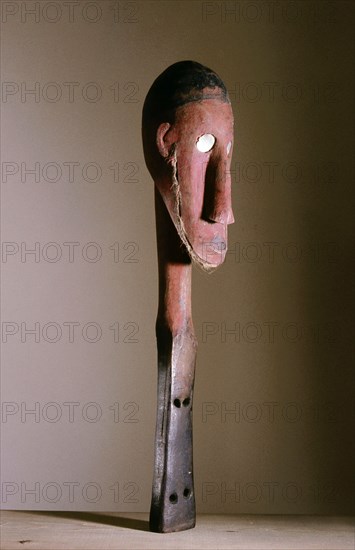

{"left": 0, "top": 511, "right": 354, "bottom": 550}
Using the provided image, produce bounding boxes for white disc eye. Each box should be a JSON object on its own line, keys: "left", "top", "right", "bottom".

{"left": 196, "top": 133, "right": 215, "bottom": 153}
{"left": 227, "top": 141, "right": 232, "bottom": 155}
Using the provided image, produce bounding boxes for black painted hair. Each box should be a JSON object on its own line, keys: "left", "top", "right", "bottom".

{"left": 142, "top": 60, "right": 229, "bottom": 124}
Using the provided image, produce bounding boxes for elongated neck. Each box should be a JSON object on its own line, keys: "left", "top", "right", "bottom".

{"left": 154, "top": 186, "right": 192, "bottom": 334}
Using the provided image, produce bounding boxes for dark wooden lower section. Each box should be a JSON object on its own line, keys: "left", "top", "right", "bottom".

{"left": 149, "top": 326, "right": 197, "bottom": 533}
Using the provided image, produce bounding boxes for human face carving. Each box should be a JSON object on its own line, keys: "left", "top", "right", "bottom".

{"left": 156, "top": 97, "right": 235, "bottom": 270}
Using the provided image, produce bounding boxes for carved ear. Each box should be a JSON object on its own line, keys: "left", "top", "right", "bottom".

{"left": 156, "top": 122, "right": 172, "bottom": 158}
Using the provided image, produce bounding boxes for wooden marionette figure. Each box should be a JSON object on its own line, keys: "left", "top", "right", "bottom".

{"left": 142, "top": 61, "right": 234, "bottom": 533}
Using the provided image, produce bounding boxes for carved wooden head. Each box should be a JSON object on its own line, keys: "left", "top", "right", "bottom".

{"left": 142, "top": 60, "right": 234, "bottom": 270}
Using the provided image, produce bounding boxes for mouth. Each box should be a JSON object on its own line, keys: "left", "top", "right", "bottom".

{"left": 199, "top": 240, "right": 226, "bottom": 266}
{"left": 210, "top": 235, "right": 227, "bottom": 251}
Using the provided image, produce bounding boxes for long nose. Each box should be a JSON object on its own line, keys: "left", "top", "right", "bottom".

{"left": 202, "top": 155, "right": 235, "bottom": 225}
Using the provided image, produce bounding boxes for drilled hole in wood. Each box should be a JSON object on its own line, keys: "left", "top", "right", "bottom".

{"left": 182, "top": 397, "right": 190, "bottom": 407}
{"left": 169, "top": 492, "right": 178, "bottom": 504}
{"left": 183, "top": 488, "right": 191, "bottom": 499}
{"left": 173, "top": 398, "right": 181, "bottom": 408}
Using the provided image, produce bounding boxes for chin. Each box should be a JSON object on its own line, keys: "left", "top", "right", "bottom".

{"left": 196, "top": 246, "right": 227, "bottom": 268}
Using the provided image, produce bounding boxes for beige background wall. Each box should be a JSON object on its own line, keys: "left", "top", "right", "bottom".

{"left": 1, "top": 0, "right": 354, "bottom": 514}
